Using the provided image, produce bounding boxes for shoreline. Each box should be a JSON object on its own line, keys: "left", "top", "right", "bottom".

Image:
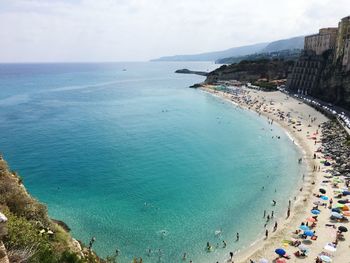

{"left": 199, "top": 86, "right": 333, "bottom": 262}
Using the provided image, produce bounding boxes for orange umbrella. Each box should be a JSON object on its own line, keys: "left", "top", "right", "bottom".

{"left": 341, "top": 205, "right": 349, "bottom": 211}
{"left": 306, "top": 217, "right": 316, "bottom": 222}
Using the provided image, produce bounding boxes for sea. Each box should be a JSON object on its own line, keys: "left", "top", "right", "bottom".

{"left": 0, "top": 62, "right": 304, "bottom": 263}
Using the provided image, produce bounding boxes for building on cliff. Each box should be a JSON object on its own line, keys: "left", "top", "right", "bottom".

{"left": 287, "top": 15, "right": 350, "bottom": 109}
{"left": 304, "top": 27, "right": 338, "bottom": 55}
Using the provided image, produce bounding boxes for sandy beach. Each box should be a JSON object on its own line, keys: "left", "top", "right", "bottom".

{"left": 200, "top": 85, "right": 350, "bottom": 263}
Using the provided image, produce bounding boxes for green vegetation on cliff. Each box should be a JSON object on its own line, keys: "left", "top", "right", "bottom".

{"left": 205, "top": 59, "right": 294, "bottom": 85}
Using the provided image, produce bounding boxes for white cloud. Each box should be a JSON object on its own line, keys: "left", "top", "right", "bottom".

{"left": 0, "top": 0, "right": 349, "bottom": 62}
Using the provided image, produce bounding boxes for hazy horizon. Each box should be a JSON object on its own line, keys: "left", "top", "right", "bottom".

{"left": 1, "top": 0, "right": 349, "bottom": 63}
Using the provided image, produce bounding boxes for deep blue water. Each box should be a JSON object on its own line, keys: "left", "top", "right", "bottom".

{"left": 0, "top": 62, "right": 303, "bottom": 263}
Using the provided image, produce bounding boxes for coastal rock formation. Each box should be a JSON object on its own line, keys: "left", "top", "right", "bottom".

{"left": 0, "top": 242, "right": 9, "bottom": 263}
{"left": 321, "top": 121, "right": 350, "bottom": 176}
{"left": 175, "top": 68, "right": 208, "bottom": 76}
{"left": 205, "top": 59, "right": 294, "bottom": 84}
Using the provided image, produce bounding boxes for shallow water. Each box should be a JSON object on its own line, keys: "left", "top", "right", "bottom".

{"left": 0, "top": 62, "right": 304, "bottom": 262}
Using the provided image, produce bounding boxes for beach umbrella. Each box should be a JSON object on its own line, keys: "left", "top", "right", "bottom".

{"left": 342, "top": 205, "right": 350, "bottom": 211}
{"left": 331, "top": 208, "right": 341, "bottom": 213}
{"left": 338, "top": 226, "right": 348, "bottom": 232}
{"left": 304, "top": 230, "right": 314, "bottom": 237}
{"left": 342, "top": 211, "right": 350, "bottom": 217}
{"left": 336, "top": 204, "right": 344, "bottom": 208}
{"left": 298, "top": 244, "right": 309, "bottom": 252}
{"left": 275, "top": 248, "right": 286, "bottom": 256}
{"left": 258, "top": 259, "right": 269, "bottom": 263}
{"left": 331, "top": 212, "right": 343, "bottom": 219}
{"left": 311, "top": 209, "right": 320, "bottom": 215}
{"left": 324, "top": 243, "right": 336, "bottom": 252}
{"left": 306, "top": 217, "right": 316, "bottom": 222}
{"left": 333, "top": 178, "right": 343, "bottom": 183}
{"left": 319, "top": 188, "right": 326, "bottom": 194}
{"left": 321, "top": 196, "right": 329, "bottom": 201}
{"left": 299, "top": 225, "right": 310, "bottom": 231}
{"left": 320, "top": 255, "right": 332, "bottom": 262}
{"left": 338, "top": 200, "right": 348, "bottom": 204}
{"left": 275, "top": 259, "right": 286, "bottom": 263}
{"left": 343, "top": 191, "right": 350, "bottom": 196}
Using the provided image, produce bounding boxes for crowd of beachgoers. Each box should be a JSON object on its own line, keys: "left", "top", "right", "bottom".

{"left": 200, "top": 85, "right": 349, "bottom": 263}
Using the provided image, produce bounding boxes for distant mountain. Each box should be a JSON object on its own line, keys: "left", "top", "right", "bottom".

{"left": 151, "top": 43, "right": 268, "bottom": 62}
{"left": 261, "top": 36, "right": 304, "bottom": 53}
{"left": 216, "top": 49, "right": 302, "bottom": 64}
{"left": 152, "top": 36, "right": 305, "bottom": 62}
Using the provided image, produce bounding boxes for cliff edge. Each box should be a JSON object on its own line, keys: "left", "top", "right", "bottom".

{"left": 0, "top": 156, "right": 105, "bottom": 263}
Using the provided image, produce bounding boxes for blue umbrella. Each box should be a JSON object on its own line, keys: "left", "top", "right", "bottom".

{"left": 299, "top": 225, "right": 310, "bottom": 231}
{"left": 332, "top": 208, "right": 341, "bottom": 213}
{"left": 343, "top": 191, "right": 350, "bottom": 196}
{"left": 275, "top": 248, "right": 286, "bottom": 256}
{"left": 311, "top": 209, "right": 320, "bottom": 215}
{"left": 304, "top": 230, "right": 314, "bottom": 237}
{"left": 320, "top": 196, "right": 329, "bottom": 201}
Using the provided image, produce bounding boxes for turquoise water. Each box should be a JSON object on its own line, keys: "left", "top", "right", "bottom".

{"left": 0, "top": 62, "right": 303, "bottom": 263}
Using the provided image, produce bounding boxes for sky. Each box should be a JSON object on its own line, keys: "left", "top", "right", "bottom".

{"left": 0, "top": 0, "right": 349, "bottom": 62}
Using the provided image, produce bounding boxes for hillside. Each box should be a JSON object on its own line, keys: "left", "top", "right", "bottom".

{"left": 151, "top": 42, "right": 268, "bottom": 62}
{"left": 261, "top": 36, "right": 304, "bottom": 53}
{"left": 152, "top": 36, "right": 304, "bottom": 62}
{"left": 216, "top": 49, "right": 302, "bottom": 64}
{"left": 205, "top": 59, "right": 294, "bottom": 84}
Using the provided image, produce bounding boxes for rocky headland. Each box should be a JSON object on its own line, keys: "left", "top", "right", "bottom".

{"left": 175, "top": 68, "right": 208, "bottom": 76}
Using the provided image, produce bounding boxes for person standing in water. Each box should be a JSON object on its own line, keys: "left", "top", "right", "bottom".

{"left": 229, "top": 251, "right": 234, "bottom": 261}
{"left": 265, "top": 229, "right": 269, "bottom": 239}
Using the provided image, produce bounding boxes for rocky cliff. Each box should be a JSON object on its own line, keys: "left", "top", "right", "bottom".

{"left": 314, "top": 54, "right": 350, "bottom": 110}
{"left": 205, "top": 59, "right": 294, "bottom": 84}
